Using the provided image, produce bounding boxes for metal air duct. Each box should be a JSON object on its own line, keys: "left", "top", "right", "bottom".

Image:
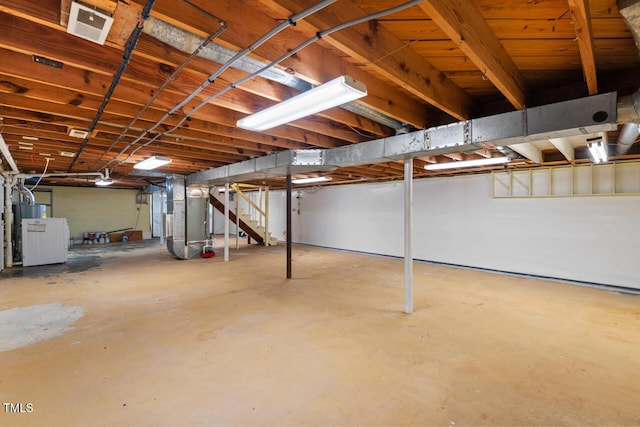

{"left": 165, "top": 175, "right": 207, "bottom": 259}
{"left": 617, "top": 123, "right": 640, "bottom": 154}
{"left": 620, "top": 0, "right": 640, "bottom": 57}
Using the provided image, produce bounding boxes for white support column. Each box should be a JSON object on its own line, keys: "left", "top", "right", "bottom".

{"left": 265, "top": 187, "right": 270, "bottom": 246}
{"left": 404, "top": 158, "right": 414, "bottom": 314}
{"left": 224, "top": 182, "right": 230, "bottom": 262}
{"left": 235, "top": 187, "right": 239, "bottom": 250}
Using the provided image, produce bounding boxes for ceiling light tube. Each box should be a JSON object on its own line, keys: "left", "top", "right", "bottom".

{"left": 291, "top": 176, "right": 332, "bottom": 184}
{"left": 587, "top": 140, "right": 608, "bottom": 163}
{"left": 425, "top": 156, "right": 510, "bottom": 170}
{"left": 237, "top": 76, "right": 367, "bottom": 131}
{"left": 95, "top": 178, "right": 113, "bottom": 186}
{"left": 134, "top": 155, "right": 172, "bottom": 170}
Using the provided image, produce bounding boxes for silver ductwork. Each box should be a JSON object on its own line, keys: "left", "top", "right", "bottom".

{"left": 617, "top": 123, "right": 640, "bottom": 154}
{"left": 616, "top": 85, "right": 640, "bottom": 155}
{"left": 188, "top": 92, "right": 619, "bottom": 186}
{"left": 617, "top": 89, "right": 640, "bottom": 124}
{"left": 620, "top": 0, "right": 640, "bottom": 56}
{"left": 17, "top": 180, "right": 35, "bottom": 206}
{"left": 165, "top": 174, "right": 209, "bottom": 260}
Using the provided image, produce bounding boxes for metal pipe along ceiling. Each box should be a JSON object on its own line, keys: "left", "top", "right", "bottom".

{"left": 0, "top": 133, "right": 19, "bottom": 174}
{"left": 141, "top": 11, "right": 405, "bottom": 130}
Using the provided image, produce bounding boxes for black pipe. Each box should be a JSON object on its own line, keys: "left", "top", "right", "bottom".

{"left": 286, "top": 173, "right": 292, "bottom": 279}
{"left": 68, "top": 0, "right": 157, "bottom": 172}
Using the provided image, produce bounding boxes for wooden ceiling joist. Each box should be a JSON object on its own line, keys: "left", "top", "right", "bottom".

{"left": 418, "top": 0, "right": 528, "bottom": 109}
{"left": 567, "top": 0, "right": 599, "bottom": 95}
{"left": 0, "top": 0, "right": 638, "bottom": 188}
{"left": 262, "top": 0, "right": 473, "bottom": 120}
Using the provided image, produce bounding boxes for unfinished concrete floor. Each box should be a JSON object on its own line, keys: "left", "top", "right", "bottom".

{"left": 1, "top": 239, "right": 639, "bottom": 426}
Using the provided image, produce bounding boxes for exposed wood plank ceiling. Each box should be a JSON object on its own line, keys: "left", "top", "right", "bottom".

{"left": 0, "top": 0, "right": 639, "bottom": 189}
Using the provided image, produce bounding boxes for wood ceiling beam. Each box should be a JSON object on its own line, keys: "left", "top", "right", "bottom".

{"left": 0, "top": 13, "right": 353, "bottom": 149}
{"left": 567, "top": 0, "right": 598, "bottom": 95}
{"left": 0, "top": 50, "right": 325, "bottom": 153}
{"left": 0, "top": 1, "right": 390, "bottom": 140}
{"left": 0, "top": 90, "right": 311, "bottom": 155}
{"left": 0, "top": 124, "right": 251, "bottom": 165}
{"left": 265, "top": 0, "right": 472, "bottom": 120}
{"left": 135, "top": 34, "right": 391, "bottom": 138}
{"left": 0, "top": 70, "right": 322, "bottom": 151}
{"left": 137, "top": 0, "right": 428, "bottom": 128}
{"left": 0, "top": 0, "right": 60, "bottom": 29}
{"left": 418, "top": 0, "right": 527, "bottom": 109}
{"left": 131, "top": 35, "right": 378, "bottom": 143}
{"left": 0, "top": 106, "right": 274, "bottom": 158}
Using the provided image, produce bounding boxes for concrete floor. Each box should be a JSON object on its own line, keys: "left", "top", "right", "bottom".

{"left": 1, "top": 239, "right": 639, "bottom": 426}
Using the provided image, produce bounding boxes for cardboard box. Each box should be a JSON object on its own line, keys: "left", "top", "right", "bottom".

{"left": 108, "top": 230, "right": 143, "bottom": 242}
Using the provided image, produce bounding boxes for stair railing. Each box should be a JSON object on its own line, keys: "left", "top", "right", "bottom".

{"left": 231, "top": 183, "right": 271, "bottom": 246}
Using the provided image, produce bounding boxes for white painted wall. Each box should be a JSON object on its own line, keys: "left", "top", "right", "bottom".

{"left": 267, "top": 173, "right": 640, "bottom": 289}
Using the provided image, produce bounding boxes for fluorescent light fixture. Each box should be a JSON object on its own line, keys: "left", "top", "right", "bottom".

{"left": 134, "top": 155, "right": 172, "bottom": 170}
{"left": 22, "top": 136, "right": 39, "bottom": 141}
{"left": 18, "top": 145, "right": 33, "bottom": 150}
{"left": 425, "top": 156, "right": 510, "bottom": 170}
{"left": 292, "top": 176, "right": 332, "bottom": 184}
{"left": 95, "top": 177, "right": 112, "bottom": 186}
{"left": 587, "top": 139, "right": 608, "bottom": 163}
{"left": 237, "top": 76, "right": 367, "bottom": 131}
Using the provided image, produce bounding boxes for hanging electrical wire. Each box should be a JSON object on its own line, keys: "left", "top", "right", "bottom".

{"left": 29, "top": 157, "right": 51, "bottom": 191}
{"left": 102, "top": 0, "right": 424, "bottom": 172}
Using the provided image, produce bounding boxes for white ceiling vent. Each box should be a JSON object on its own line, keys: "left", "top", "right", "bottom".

{"left": 68, "top": 128, "right": 89, "bottom": 139}
{"left": 66, "top": 2, "right": 114, "bottom": 45}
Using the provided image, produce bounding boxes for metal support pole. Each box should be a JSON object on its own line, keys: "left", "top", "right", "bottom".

{"left": 286, "top": 173, "right": 292, "bottom": 279}
{"left": 235, "top": 186, "right": 239, "bottom": 250}
{"left": 159, "top": 191, "right": 165, "bottom": 245}
{"left": 404, "top": 158, "right": 413, "bottom": 314}
{"left": 224, "top": 182, "right": 230, "bottom": 262}
{"left": 5, "top": 177, "right": 13, "bottom": 268}
{"left": 264, "top": 186, "right": 270, "bottom": 246}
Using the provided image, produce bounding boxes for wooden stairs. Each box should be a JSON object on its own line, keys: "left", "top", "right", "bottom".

{"left": 208, "top": 194, "right": 278, "bottom": 246}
